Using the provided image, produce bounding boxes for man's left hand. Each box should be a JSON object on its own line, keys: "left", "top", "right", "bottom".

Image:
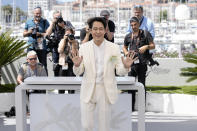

{"left": 121, "top": 52, "right": 138, "bottom": 68}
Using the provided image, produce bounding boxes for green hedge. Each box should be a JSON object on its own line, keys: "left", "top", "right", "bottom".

{"left": 146, "top": 86, "right": 197, "bottom": 95}
{"left": 0, "top": 84, "right": 16, "bottom": 93}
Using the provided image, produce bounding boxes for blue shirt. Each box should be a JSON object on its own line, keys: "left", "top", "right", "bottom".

{"left": 127, "top": 16, "right": 155, "bottom": 39}
{"left": 24, "top": 18, "right": 49, "bottom": 50}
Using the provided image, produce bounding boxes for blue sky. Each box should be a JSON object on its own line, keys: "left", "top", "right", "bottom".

{"left": 2, "top": 0, "right": 76, "bottom": 11}
{"left": 2, "top": 0, "right": 28, "bottom": 11}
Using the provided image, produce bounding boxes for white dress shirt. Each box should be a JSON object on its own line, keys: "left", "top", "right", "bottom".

{"left": 93, "top": 41, "right": 105, "bottom": 84}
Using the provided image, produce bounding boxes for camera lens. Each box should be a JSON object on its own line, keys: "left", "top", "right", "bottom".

{"left": 56, "top": 16, "right": 63, "bottom": 23}
{"left": 66, "top": 34, "right": 75, "bottom": 40}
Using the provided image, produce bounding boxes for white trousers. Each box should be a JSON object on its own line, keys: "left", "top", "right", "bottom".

{"left": 80, "top": 84, "right": 112, "bottom": 131}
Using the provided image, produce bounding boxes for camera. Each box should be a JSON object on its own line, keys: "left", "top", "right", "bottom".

{"left": 102, "top": 16, "right": 107, "bottom": 21}
{"left": 131, "top": 50, "right": 159, "bottom": 66}
{"left": 66, "top": 34, "right": 75, "bottom": 40}
{"left": 56, "top": 16, "right": 64, "bottom": 23}
{"left": 4, "top": 106, "right": 15, "bottom": 117}
{"left": 145, "top": 53, "right": 159, "bottom": 66}
{"left": 31, "top": 26, "right": 39, "bottom": 39}
{"left": 45, "top": 35, "right": 59, "bottom": 52}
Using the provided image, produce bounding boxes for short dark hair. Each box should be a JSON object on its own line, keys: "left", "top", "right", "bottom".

{"left": 34, "top": 6, "right": 41, "bottom": 10}
{"left": 86, "top": 17, "right": 94, "bottom": 27}
{"left": 130, "top": 17, "right": 140, "bottom": 23}
{"left": 100, "top": 10, "right": 110, "bottom": 16}
{"left": 134, "top": 5, "right": 143, "bottom": 12}
{"left": 65, "top": 27, "right": 74, "bottom": 34}
{"left": 88, "top": 17, "right": 106, "bottom": 29}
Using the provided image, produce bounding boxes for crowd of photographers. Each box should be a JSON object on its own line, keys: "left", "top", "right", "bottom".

{"left": 20, "top": 6, "right": 158, "bottom": 95}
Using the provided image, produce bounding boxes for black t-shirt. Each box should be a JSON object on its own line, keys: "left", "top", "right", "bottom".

{"left": 52, "top": 21, "right": 74, "bottom": 47}
{"left": 107, "top": 20, "right": 115, "bottom": 32}
{"left": 80, "top": 20, "right": 115, "bottom": 43}
{"left": 124, "top": 29, "right": 153, "bottom": 64}
{"left": 105, "top": 20, "right": 115, "bottom": 42}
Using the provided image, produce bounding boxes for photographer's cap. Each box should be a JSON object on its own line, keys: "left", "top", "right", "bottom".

{"left": 100, "top": 10, "right": 110, "bottom": 16}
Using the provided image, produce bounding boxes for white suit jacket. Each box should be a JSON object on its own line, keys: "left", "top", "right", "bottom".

{"left": 73, "top": 39, "right": 128, "bottom": 104}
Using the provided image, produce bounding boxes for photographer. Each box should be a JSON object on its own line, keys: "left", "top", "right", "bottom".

{"left": 80, "top": 18, "right": 93, "bottom": 44}
{"left": 46, "top": 11, "right": 74, "bottom": 76}
{"left": 123, "top": 17, "right": 155, "bottom": 111}
{"left": 100, "top": 10, "right": 115, "bottom": 43}
{"left": 23, "top": 7, "right": 49, "bottom": 73}
{"left": 58, "top": 28, "right": 78, "bottom": 94}
{"left": 80, "top": 10, "right": 115, "bottom": 44}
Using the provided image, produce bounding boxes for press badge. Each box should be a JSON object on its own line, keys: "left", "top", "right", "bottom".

{"left": 36, "top": 37, "right": 44, "bottom": 50}
{"left": 62, "top": 63, "right": 68, "bottom": 70}
{"left": 134, "top": 59, "right": 139, "bottom": 64}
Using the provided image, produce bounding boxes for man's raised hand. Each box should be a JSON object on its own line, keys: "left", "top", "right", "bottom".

{"left": 121, "top": 51, "right": 138, "bottom": 68}
{"left": 70, "top": 50, "right": 83, "bottom": 67}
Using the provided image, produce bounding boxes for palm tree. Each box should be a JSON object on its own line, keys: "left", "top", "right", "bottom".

{"left": 0, "top": 31, "right": 28, "bottom": 86}
{"left": 180, "top": 53, "right": 197, "bottom": 82}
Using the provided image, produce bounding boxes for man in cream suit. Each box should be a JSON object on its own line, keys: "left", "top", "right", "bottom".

{"left": 71, "top": 17, "right": 136, "bottom": 131}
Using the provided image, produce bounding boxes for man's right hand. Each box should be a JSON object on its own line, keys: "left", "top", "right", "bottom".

{"left": 71, "top": 50, "right": 83, "bottom": 67}
{"left": 85, "top": 25, "right": 90, "bottom": 34}
{"left": 28, "top": 28, "right": 34, "bottom": 34}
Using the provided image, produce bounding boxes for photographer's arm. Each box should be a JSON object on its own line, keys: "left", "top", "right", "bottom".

{"left": 23, "top": 29, "right": 33, "bottom": 37}
{"left": 147, "top": 41, "right": 155, "bottom": 50}
{"left": 139, "top": 41, "right": 155, "bottom": 54}
{"left": 58, "top": 38, "right": 67, "bottom": 53}
{"left": 17, "top": 75, "right": 24, "bottom": 85}
{"left": 105, "top": 25, "right": 114, "bottom": 41}
{"left": 45, "top": 21, "right": 55, "bottom": 37}
{"left": 123, "top": 45, "right": 129, "bottom": 56}
{"left": 105, "top": 21, "right": 115, "bottom": 41}
{"left": 81, "top": 26, "right": 91, "bottom": 44}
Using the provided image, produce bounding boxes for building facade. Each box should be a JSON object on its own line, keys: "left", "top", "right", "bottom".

{"left": 28, "top": 0, "right": 55, "bottom": 18}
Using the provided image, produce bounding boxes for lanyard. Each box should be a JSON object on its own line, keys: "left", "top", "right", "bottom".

{"left": 140, "top": 16, "right": 144, "bottom": 26}
{"left": 131, "top": 30, "right": 141, "bottom": 48}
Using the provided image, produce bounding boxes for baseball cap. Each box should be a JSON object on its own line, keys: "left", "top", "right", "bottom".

{"left": 100, "top": 10, "right": 110, "bottom": 16}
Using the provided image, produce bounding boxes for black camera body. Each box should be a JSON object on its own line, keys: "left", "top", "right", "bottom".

{"left": 131, "top": 49, "right": 159, "bottom": 66}
{"left": 56, "top": 16, "right": 64, "bottom": 23}
{"left": 66, "top": 34, "right": 75, "bottom": 40}
{"left": 45, "top": 35, "right": 59, "bottom": 52}
{"left": 31, "top": 26, "right": 39, "bottom": 39}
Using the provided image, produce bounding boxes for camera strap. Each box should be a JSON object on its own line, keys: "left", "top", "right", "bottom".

{"left": 130, "top": 30, "right": 141, "bottom": 49}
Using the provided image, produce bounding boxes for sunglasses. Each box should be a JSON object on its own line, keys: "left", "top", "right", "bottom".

{"left": 134, "top": 5, "right": 143, "bottom": 10}
{"left": 28, "top": 58, "right": 37, "bottom": 61}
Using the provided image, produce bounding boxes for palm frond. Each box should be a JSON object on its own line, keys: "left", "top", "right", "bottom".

{"left": 180, "top": 52, "right": 197, "bottom": 82}
{"left": 0, "top": 31, "right": 28, "bottom": 67}
{"left": 181, "top": 67, "right": 197, "bottom": 72}
{"left": 183, "top": 54, "right": 197, "bottom": 64}
{"left": 186, "top": 76, "right": 197, "bottom": 83}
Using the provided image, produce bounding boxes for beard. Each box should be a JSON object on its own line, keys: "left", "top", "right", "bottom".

{"left": 29, "top": 63, "right": 37, "bottom": 66}
{"left": 35, "top": 16, "right": 41, "bottom": 21}
{"left": 133, "top": 28, "right": 138, "bottom": 32}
